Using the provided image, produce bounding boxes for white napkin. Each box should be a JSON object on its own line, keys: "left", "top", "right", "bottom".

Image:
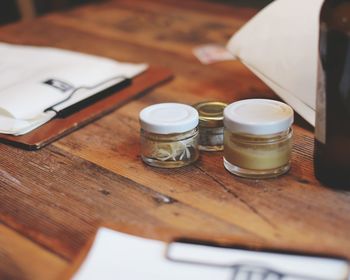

{"left": 0, "top": 43, "right": 148, "bottom": 135}
{"left": 227, "top": 0, "right": 324, "bottom": 126}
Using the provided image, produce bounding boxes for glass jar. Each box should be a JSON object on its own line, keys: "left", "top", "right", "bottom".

{"left": 139, "top": 103, "right": 199, "bottom": 168}
{"left": 223, "top": 99, "right": 294, "bottom": 179}
{"left": 193, "top": 101, "right": 227, "bottom": 151}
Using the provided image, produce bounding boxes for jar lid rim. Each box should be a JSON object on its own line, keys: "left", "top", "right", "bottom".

{"left": 224, "top": 99, "right": 294, "bottom": 135}
{"left": 140, "top": 103, "right": 199, "bottom": 134}
{"left": 193, "top": 101, "right": 227, "bottom": 127}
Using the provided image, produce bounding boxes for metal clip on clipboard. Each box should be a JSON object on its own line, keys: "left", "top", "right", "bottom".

{"left": 44, "top": 75, "right": 132, "bottom": 118}
{"left": 165, "top": 240, "right": 350, "bottom": 280}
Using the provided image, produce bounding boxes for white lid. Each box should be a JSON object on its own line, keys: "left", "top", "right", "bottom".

{"left": 224, "top": 99, "right": 294, "bottom": 135}
{"left": 139, "top": 103, "right": 199, "bottom": 134}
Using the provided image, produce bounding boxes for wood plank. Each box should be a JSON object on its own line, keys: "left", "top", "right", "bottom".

{"left": 0, "top": 0, "right": 250, "bottom": 73}
{"left": 0, "top": 224, "right": 67, "bottom": 280}
{"left": 0, "top": 143, "right": 258, "bottom": 261}
{"left": 42, "top": 0, "right": 249, "bottom": 57}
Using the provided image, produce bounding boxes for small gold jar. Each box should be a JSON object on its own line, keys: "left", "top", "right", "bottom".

{"left": 139, "top": 103, "right": 199, "bottom": 168}
{"left": 223, "top": 99, "right": 294, "bottom": 179}
{"left": 193, "top": 101, "right": 227, "bottom": 151}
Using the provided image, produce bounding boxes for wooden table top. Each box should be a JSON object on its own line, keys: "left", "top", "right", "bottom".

{"left": 1, "top": 0, "right": 350, "bottom": 279}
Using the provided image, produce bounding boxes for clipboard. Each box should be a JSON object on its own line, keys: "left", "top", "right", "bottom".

{"left": 0, "top": 65, "right": 173, "bottom": 150}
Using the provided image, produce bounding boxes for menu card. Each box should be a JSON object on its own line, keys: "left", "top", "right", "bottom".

{"left": 71, "top": 227, "right": 349, "bottom": 280}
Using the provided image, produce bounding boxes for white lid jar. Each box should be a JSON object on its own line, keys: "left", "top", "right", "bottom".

{"left": 139, "top": 103, "right": 199, "bottom": 168}
{"left": 223, "top": 99, "right": 294, "bottom": 179}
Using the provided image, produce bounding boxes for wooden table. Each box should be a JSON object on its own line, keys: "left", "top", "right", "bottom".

{"left": 1, "top": 0, "right": 349, "bottom": 279}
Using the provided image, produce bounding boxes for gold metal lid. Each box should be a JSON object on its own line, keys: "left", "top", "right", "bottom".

{"left": 193, "top": 101, "right": 227, "bottom": 128}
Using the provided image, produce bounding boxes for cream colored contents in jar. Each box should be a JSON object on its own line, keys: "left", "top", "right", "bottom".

{"left": 224, "top": 129, "right": 292, "bottom": 171}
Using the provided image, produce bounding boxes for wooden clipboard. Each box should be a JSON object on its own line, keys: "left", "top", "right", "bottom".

{"left": 0, "top": 65, "right": 173, "bottom": 150}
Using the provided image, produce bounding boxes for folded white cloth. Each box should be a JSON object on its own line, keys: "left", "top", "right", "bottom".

{"left": 0, "top": 43, "right": 148, "bottom": 135}
{"left": 227, "top": 0, "right": 324, "bottom": 126}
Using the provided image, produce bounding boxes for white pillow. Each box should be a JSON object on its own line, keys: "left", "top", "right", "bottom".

{"left": 227, "top": 0, "right": 324, "bottom": 126}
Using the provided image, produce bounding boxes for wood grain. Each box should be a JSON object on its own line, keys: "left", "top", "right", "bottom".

{"left": 0, "top": 224, "right": 67, "bottom": 280}
{"left": 0, "top": 143, "right": 257, "bottom": 260}
{"left": 0, "top": 0, "right": 349, "bottom": 278}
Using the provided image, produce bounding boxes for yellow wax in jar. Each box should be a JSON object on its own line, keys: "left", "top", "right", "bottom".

{"left": 224, "top": 131, "right": 292, "bottom": 170}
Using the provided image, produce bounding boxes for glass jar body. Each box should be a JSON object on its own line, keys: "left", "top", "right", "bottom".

{"left": 223, "top": 129, "right": 293, "bottom": 178}
{"left": 141, "top": 127, "right": 199, "bottom": 168}
{"left": 198, "top": 126, "right": 224, "bottom": 151}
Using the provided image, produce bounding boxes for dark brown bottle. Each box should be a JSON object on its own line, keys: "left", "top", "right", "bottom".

{"left": 314, "top": 0, "right": 350, "bottom": 188}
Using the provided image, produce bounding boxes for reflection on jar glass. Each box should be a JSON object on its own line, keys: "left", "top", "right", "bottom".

{"left": 141, "top": 128, "right": 199, "bottom": 168}
{"left": 139, "top": 103, "right": 199, "bottom": 168}
{"left": 223, "top": 99, "right": 294, "bottom": 179}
